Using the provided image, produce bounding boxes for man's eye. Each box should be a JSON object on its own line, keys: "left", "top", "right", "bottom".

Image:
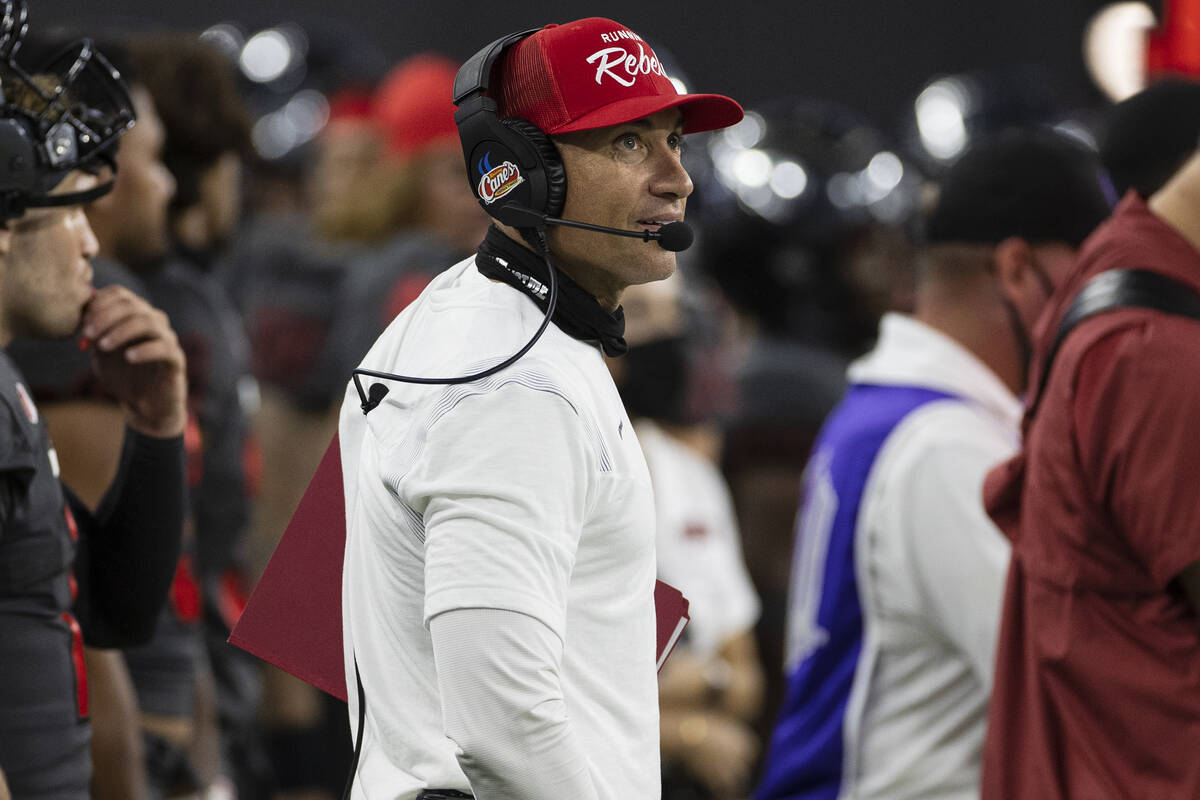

{"left": 619, "top": 134, "right": 640, "bottom": 150}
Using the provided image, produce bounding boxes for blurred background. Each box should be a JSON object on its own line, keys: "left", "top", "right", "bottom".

{"left": 39, "top": 0, "right": 1141, "bottom": 130}
{"left": 13, "top": 1, "right": 1193, "bottom": 799}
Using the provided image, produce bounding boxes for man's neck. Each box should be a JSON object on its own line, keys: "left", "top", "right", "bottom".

{"left": 914, "top": 289, "right": 1024, "bottom": 396}
{"left": 494, "top": 223, "right": 623, "bottom": 310}
{"left": 1150, "top": 150, "right": 1200, "bottom": 255}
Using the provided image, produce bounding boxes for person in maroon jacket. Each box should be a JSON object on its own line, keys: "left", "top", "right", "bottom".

{"left": 982, "top": 134, "right": 1200, "bottom": 799}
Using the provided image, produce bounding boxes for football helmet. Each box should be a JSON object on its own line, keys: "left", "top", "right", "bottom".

{"left": 0, "top": 0, "right": 135, "bottom": 220}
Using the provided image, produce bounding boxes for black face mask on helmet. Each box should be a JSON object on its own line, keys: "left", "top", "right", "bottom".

{"left": 0, "top": 0, "right": 135, "bottom": 221}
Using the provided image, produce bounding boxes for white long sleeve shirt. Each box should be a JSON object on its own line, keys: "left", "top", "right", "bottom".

{"left": 339, "top": 256, "right": 660, "bottom": 800}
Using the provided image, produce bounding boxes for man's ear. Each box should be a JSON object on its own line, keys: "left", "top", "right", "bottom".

{"left": 992, "top": 236, "right": 1033, "bottom": 303}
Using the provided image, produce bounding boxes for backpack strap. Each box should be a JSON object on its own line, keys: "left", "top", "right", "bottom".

{"left": 1030, "top": 269, "right": 1200, "bottom": 417}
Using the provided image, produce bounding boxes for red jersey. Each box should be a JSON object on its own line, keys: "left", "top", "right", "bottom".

{"left": 982, "top": 194, "right": 1200, "bottom": 799}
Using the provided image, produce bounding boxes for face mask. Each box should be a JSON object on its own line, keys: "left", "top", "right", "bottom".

{"left": 616, "top": 335, "right": 690, "bottom": 424}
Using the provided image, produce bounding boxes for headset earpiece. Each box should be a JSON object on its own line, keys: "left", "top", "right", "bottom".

{"left": 453, "top": 28, "right": 565, "bottom": 227}
{"left": 500, "top": 117, "right": 565, "bottom": 219}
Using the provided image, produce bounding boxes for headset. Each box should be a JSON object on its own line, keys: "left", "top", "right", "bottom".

{"left": 350, "top": 28, "right": 559, "bottom": 414}
{"left": 351, "top": 27, "right": 691, "bottom": 414}
{"left": 451, "top": 27, "right": 566, "bottom": 229}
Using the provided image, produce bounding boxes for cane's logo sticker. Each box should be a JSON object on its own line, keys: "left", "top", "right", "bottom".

{"left": 476, "top": 151, "right": 524, "bottom": 205}
{"left": 14, "top": 381, "right": 37, "bottom": 423}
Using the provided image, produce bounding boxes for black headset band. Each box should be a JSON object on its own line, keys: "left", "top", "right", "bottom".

{"left": 452, "top": 27, "right": 540, "bottom": 107}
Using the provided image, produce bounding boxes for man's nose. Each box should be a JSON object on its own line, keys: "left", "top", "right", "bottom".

{"left": 651, "top": 150, "right": 694, "bottom": 200}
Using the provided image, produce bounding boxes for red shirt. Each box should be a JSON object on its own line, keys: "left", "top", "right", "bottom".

{"left": 982, "top": 194, "right": 1200, "bottom": 799}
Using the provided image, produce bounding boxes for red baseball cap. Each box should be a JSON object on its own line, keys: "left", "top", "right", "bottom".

{"left": 374, "top": 53, "right": 461, "bottom": 158}
{"left": 327, "top": 87, "right": 374, "bottom": 124}
{"left": 494, "top": 17, "right": 743, "bottom": 135}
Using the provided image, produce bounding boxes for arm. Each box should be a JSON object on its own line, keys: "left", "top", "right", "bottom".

{"left": 658, "top": 707, "right": 757, "bottom": 800}
{"left": 71, "top": 286, "right": 188, "bottom": 646}
{"left": 408, "top": 381, "right": 597, "bottom": 795}
{"left": 1073, "top": 323, "right": 1200, "bottom": 594}
{"left": 714, "top": 629, "right": 764, "bottom": 721}
{"left": 70, "top": 428, "right": 185, "bottom": 646}
{"left": 431, "top": 608, "right": 601, "bottom": 800}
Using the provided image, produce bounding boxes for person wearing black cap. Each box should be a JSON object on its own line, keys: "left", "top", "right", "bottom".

{"left": 754, "top": 129, "right": 1112, "bottom": 800}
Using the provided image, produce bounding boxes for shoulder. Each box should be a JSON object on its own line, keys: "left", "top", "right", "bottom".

{"left": 1063, "top": 312, "right": 1200, "bottom": 437}
{"left": 5, "top": 335, "right": 95, "bottom": 403}
{"left": 144, "top": 260, "right": 211, "bottom": 314}
{"left": 422, "top": 356, "right": 590, "bottom": 433}
{"left": 371, "top": 260, "right": 592, "bottom": 380}
{"left": 0, "top": 356, "right": 41, "bottom": 473}
{"left": 1057, "top": 306, "right": 1200, "bottom": 412}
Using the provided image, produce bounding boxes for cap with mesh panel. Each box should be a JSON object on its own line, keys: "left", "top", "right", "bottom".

{"left": 492, "top": 17, "right": 742, "bottom": 135}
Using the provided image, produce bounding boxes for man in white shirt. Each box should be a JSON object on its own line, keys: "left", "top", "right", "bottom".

{"left": 755, "top": 130, "right": 1114, "bottom": 799}
{"left": 337, "top": 17, "right": 742, "bottom": 800}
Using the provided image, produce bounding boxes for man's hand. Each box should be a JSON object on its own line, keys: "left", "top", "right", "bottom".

{"left": 658, "top": 650, "right": 712, "bottom": 706}
{"left": 676, "top": 711, "right": 759, "bottom": 800}
{"left": 82, "top": 286, "right": 186, "bottom": 438}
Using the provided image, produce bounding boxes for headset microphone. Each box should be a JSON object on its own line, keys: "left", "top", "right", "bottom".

{"left": 647, "top": 220, "right": 694, "bottom": 252}
{"left": 498, "top": 204, "right": 694, "bottom": 252}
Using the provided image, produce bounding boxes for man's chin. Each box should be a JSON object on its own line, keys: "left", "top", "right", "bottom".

{"left": 635, "top": 252, "right": 676, "bottom": 285}
{"left": 20, "top": 318, "right": 83, "bottom": 341}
